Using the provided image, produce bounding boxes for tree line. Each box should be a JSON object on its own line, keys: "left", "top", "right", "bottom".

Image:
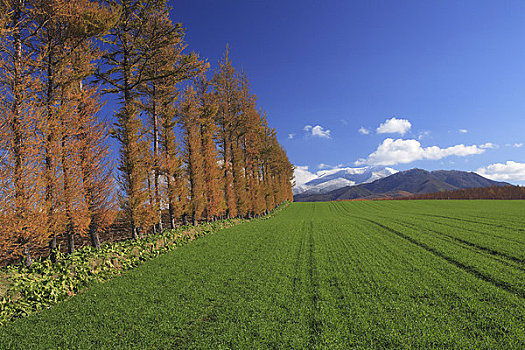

{"left": 0, "top": 0, "right": 293, "bottom": 266}
{"left": 399, "top": 185, "right": 525, "bottom": 200}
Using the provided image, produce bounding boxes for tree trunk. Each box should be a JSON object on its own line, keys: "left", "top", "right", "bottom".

{"left": 23, "top": 245, "right": 32, "bottom": 267}
{"left": 49, "top": 236, "right": 57, "bottom": 262}
{"left": 89, "top": 222, "right": 101, "bottom": 250}
{"left": 152, "top": 83, "right": 163, "bottom": 234}
{"left": 192, "top": 214, "right": 197, "bottom": 226}
{"left": 167, "top": 184, "right": 175, "bottom": 230}
{"left": 67, "top": 231, "right": 75, "bottom": 254}
{"left": 44, "top": 34, "right": 58, "bottom": 259}
{"left": 12, "top": 0, "right": 27, "bottom": 239}
{"left": 130, "top": 210, "right": 138, "bottom": 239}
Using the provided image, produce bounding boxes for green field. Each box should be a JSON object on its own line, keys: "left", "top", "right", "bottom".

{"left": 1, "top": 201, "right": 524, "bottom": 349}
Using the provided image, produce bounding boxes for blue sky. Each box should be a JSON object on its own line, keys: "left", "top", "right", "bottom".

{"left": 157, "top": 1, "right": 525, "bottom": 183}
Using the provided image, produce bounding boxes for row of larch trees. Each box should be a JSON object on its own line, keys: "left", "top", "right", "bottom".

{"left": 0, "top": 0, "right": 293, "bottom": 266}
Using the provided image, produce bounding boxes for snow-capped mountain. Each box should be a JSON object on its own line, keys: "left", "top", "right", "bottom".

{"left": 293, "top": 166, "right": 398, "bottom": 195}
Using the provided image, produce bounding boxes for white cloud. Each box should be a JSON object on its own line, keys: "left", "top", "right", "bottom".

{"left": 514, "top": 143, "right": 523, "bottom": 148}
{"left": 459, "top": 129, "right": 468, "bottom": 134}
{"left": 288, "top": 133, "right": 295, "bottom": 139}
{"left": 304, "top": 124, "right": 331, "bottom": 138}
{"left": 318, "top": 163, "right": 330, "bottom": 170}
{"left": 293, "top": 165, "right": 317, "bottom": 186}
{"left": 477, "top": 161, "right": 525, "bottom": 182}
{"left": 355, "top": 138, "right": 486, "bottom": 166}
{"left": 358, "top": 127, "right": 370, "bottom": 135}
{"left": 312, "top": 125, "right": 331, "bottom": 138}
{"left": 480, "top": 142, "right": 498, "bottom": 149}
{"left": 377, "top": 117, "right": 412, "bottom": 135}
{"left": 418, "top": 131, "right": 430, "bottom": 140}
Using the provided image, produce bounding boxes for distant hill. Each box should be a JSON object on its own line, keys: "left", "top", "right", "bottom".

{"left": 293, "top": 168, "right": 509, "bottom": 202}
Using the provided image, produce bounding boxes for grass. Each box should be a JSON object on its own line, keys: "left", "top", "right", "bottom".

{"left": 0, "top": 214, "right": 267, "bottom": 326}
{"left": 0, "top": 200, "right": 524, "bottom": 349}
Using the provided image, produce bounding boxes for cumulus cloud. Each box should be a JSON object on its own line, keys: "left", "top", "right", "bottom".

{"left": 459, "top": 129, "right": 468, "bottom": 133}
{"left": 355, "top": 138, "right": 487, "bottom": 166}
{"left": 477, "top": 161, "right": 525, "bottom": 182}
{"left": 358, "top": 127, "right": 370, "bottom": 135}
{"left": 288, "top": 133, "right": 295, "bottom": 139}
{"left": 293, "top": 165, "right": 317, "bottom": 186}
{"left": 376, "top": 117, "right": 412, "bottom": 135}
{"left": 514, "top": 143, "right": 523, "bottom": 148}
{"left": 312, "top": 125, "right": 331, "bottom": 138}
{"left": 304, "top": 124, "right": 331, "bottom": 138}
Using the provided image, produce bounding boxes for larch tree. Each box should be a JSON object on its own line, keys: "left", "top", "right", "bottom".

{"left": 228, "top": 72, "right": 249, "bottom": 219}
{"left": 0, "top": 0, "right": 49, "bottom": 266}
{"left": 97, "top": 0, "right": 166, "bottom": 239}
{"left": 237, "top": 72, "right": 262, "bottom": 218}
{"left": 139, "top": 2, "right": 205, "bottom": 233}
{"left": 68, "top": 35, "right": 115, "bottom": 250}
{"left": 212, "top": 48, "right": 239, "bottom": 218}
{"left": 32, "top": 0, "right": 111, "bottom": 254}
{"left": 261, "top": 125, "right": 278, "bottom": 213}
{"left": 65, "top": 1, "right": 114, "bottom": 251}
{"left": 231, "top": 129, "right": 249, "bottom": 218}
{"left": 179, "top": 87, "right": 205, "bottom": 225}
{"left": 160, "top": 109, "right": 186, "bottom": 229}
{"left": 76, "top": 82, "right": 115, "bottom": 249}
{"left": 195, "top": 77, "right": 224, "bottom": 221}
{"left": 32, "top": 0, "right": 67, "bottom": 254}
{"left": 152, "top": 61, "right": 187, "bottom": 229}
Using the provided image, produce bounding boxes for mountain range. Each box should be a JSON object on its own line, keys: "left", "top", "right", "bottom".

{"left": 293, "top": 168, "right": 509, "bottom": 202}
{"left": 293, "top": 166, "right": 398, "bottom": 195}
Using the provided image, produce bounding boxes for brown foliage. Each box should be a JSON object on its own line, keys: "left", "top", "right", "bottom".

{"left": 0, "top": 2, "right": 293, "bottom": 266}
{"left": 0, "top": 0, "right": 115, "bottom": 263}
